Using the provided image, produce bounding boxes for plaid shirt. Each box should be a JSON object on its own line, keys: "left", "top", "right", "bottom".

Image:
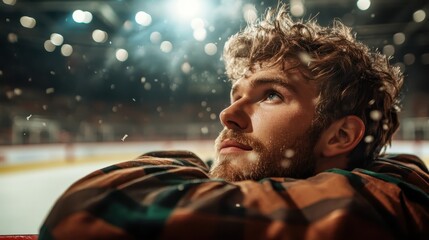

{"left": 39, "top": 151, "right": 429, "bottom": 240}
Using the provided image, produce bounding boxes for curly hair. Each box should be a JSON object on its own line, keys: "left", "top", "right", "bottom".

{"left": 223, "top": 4, "right": 403, "bottom": 167}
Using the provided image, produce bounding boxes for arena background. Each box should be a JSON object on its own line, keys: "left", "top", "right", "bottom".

{"left": 1, "top": 0, "right": 428, "bottom": 234}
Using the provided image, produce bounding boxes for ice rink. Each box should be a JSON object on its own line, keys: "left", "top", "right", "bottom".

{"left": 0, "top": 140, "right": 215, "bottom": 235}
{"left": 0, "top": 160, "right": 121, "bottom": 234}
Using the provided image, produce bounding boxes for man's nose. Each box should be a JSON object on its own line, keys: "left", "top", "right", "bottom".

{"left": 219, "top": 101, "right": 250, "bottom": 131}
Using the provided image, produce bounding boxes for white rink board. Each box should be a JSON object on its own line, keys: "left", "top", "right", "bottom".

{"left": 0, "top": 140, "right": 216, "bottom": 166}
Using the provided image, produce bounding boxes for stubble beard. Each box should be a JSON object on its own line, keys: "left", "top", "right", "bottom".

{"left": 210, "top": 126, "right": 321, "bottom": 182}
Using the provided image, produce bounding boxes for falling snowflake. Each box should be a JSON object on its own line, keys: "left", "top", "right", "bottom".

{"left": 364, "top": 135, "right": 374, "bottom": 143}
{"left": 370, "top": 110, "right": 382, "bottom": 121}
{"left": 201, "top": 126, "right": 209, "bottom": 135}
{"left": 46, "top": 88, "right": 55, "bottom": 94}
{"left": 281, "top": 159, "right": 291, "bottom": 168}
{"left": 121, "top": 134, "right": 128, "bottom": 141}
{"left": 284, "top": 149, "right": 295, "bottom": 158}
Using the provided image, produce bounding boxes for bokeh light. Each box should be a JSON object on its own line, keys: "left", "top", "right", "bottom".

{"left": 160, "top": 41, "right": 173, "bottom": 53}
{"left": 181, "top": 62, "right": 192, "bottom": 74}
{"left": 193, "top": 28, "right": 206, "bottom": 41}
{"left": 135, "top": 11, "right": 152, "bottom": 26}
{"left": 403, "top": 53, "right": 415, "bottom": 65}
{"left": 204, "top": 43, "right": 217, "bottom": 56}
{"left": 43, "top": 40, "right": 56, "bottom": 52}
{"left": 393, "top": 32, "right": 405, "bottom": 45}
{"left": 20, "top": 16, "right": 36, "bottom": 28}
{"left": 92, "top": 29, "right": 108, "bottom": 43}
{"left": 150, "top": 31, "right": 162, "bottom": 43}
{"left": 61, "top": 44, "right": 73, "bottom": 56}
{"left": 191, "top": 18, "right": 205, "bottom": 30}
{"left": 7, "top": 33, "right": 18, "bottom": 43}
{"left": 357, "top": 0, "right": 371, "bottom": 11}
{"left": 115, "top": 49, "right": 129, "bottom": 62}
{"left": 50, "top": 33, "right": 64, "bottom": 46}
{"left": 72, "top": 10, "right": 93, "bottom": 23}
{"left": 290, "top": 0, "right": 305, "bottom": 17}
{"left": 383, "top": 44, "right": 395, "bottom": 56}
{"left": 242, "top": 4, "right": 257, "bottom": 23}
{"left": 2, "top": 0, "right": 16, "bottom": 6}
{"left": 413, "top": 9, "right": 426, "bottom": 23}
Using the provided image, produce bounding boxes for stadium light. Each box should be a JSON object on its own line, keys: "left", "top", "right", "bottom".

{"left": 357, "top": 0, "right": 371, "bottom": 11}
{"left": 169, "top": 0, "right": 203, "bottom": 20}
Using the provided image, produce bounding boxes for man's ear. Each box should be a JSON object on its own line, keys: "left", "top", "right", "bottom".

{"left": 317, "top": 115, "right": 365, "bottom": 158}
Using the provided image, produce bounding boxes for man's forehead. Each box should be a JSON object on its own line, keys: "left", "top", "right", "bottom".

{"left": 232, "top": 61, "right": 305, "bottom": 86}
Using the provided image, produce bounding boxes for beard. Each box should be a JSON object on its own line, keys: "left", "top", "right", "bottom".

{"left": 210, "top": 124, "right": 322, "bottom": 182}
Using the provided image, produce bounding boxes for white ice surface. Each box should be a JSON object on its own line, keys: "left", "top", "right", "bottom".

{"left": 0, "top": 161, "right": 118, "bottom": 234}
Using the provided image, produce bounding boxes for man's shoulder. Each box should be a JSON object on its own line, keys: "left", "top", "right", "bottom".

{"left": 375, "top": 153, "right": 429, "bottom": 172}
{"left": 366, "top": 153, "right": 429, "bottom": 182}
{"left": 347, "top": 153, "right": 429, "bottom": 197}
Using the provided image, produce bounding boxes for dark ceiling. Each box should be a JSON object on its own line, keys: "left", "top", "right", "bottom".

{"left": 1, "top": 0, "right": 428, "bottom": 105}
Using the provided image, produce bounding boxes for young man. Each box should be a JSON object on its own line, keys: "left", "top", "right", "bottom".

{"left": 39, "top": 4, "right": 429, "bottom": 240}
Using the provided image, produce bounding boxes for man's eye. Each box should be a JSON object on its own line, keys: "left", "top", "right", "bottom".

{"left": 265, "top": 91, "right": 283, "bottom": 102}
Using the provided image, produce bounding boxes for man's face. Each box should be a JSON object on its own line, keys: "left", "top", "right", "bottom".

{"left": 210, "top": 63, "right": 322, "bottom": 181}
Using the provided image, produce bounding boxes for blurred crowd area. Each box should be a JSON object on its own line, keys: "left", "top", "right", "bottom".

{"left": 0, "top": 87, "right": 227, "bottom": 145}
{"left": 1, "top": 0, "right": 429, "bottom": 146}
{"left": 1, "top": 86, "right": 429, "bottom": 146}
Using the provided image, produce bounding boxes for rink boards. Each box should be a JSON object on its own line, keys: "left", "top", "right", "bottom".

{"left": 0, "top": 140, "right": 428, "bottom": 173}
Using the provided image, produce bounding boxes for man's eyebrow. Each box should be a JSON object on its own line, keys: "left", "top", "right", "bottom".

{"left": 250, "top": 77, "right": 297, "bottom": 93}
{"left": 231, "top": 77, "right": 297, "bottom": 97}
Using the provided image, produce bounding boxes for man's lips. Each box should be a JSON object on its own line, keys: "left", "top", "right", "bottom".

{"left": 219, "top": 139, "right": 253, "bottom": 153}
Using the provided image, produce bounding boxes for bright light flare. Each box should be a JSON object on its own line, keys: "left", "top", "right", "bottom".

{"left": 169, "top": 0, "right": 202, "bottom": 20}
